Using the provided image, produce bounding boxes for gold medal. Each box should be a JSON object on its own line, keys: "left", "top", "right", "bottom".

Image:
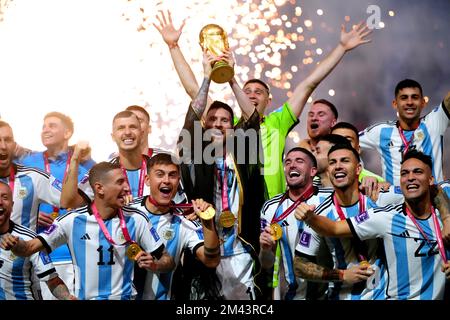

{"left": 359, "top": 260, "right": 371, "bottom": 268}
{"left": 270, "top": 223, "right": 283, "bottom": 240}
{"left": 126, "top": 243, "right": 143, "bottom": 261}
{"left": 219, "top": 210, "right": 235, "bottom": 228}
{"left": 198, "top": 207, "right": 216, "bottom": 220}
{"left": 51, "top": 212, "right": 59, "bottom": 219}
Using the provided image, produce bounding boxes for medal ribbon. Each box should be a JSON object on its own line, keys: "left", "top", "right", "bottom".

{"left": 120, "top": 157, "right": 146, "bottom": 197}
{"left": 334, "top": 192, "right": 367, "bottom": 262}
{"left": 405, "top": 206, "right": 447, "bottom": 263}
{"left": 270, "top": 184, "right": 315, "bottom": 225}
{"left": 44, "top": 151, "right": 71, "bottom": 215}
{"left": 216, "top": 154, "right": 230, "bottom": 212}
{"left": 147, "top": 196, "right": 194, "bottom": 216}
{"left": 91, "top": 202, "right": 133, "bottom": 246}
{"left": 397, "top": 122, "right": 417, "bottom": 156}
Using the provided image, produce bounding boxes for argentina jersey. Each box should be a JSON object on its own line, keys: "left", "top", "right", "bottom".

{"left": 438, "top": 180, "right": 450, "bottom": 198}
{"left": 0, "top": 222, "right": 57, "bottom": 300}
{"left": 37, "top": 205, "right": 163, "bottom": 300}
{"left": 359, "top": 102, "right": 450, "bottom": 185}
{"left": 260, "top": 187, "right": 332, "bottom": 300}
{"left": 126, "top": 197, "right": 204, "bottom": 300}
{"left": 296, "top": 193, "right": 387, "bottom": 300}
{"left": 376, "top": 185, "right": 405, "bottom": 207}
{"left": 349, "top": 203, "right": 449, "bottom": 300}
{"left": 2, "top": 164, "right": 62, "bottom": 232}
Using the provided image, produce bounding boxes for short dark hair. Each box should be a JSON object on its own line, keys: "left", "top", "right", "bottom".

{"left": 395, "top": 79, "right": 423, "bottom": 97}
{"left": 147, "top": 153, "right": 180, "bottom": 172}
{"left": 401, "top": 150, "right": 432, "bottom": 171}
{"left": 331, "top": 122, "right": 359, "bottom": 141}
{"left": 285, "top": 147, "right": 317, "bottom": 168}
{"left": 112, "top": 110, "right": 139, "bottom": 126}
{"left": 207, "top": 101, "right": 234, "bottom": 123}
{"left": 317, "top": 134, "right": 351, "bottom": 147}
{"left": 88, "top": 162, "right": 121, "bottom": 189}
{"left": 243, "top": 79, "right": 270, "bottom": 95}
{"left": 126, "top": 105, "right": 150, "bottom": 123}
{"left": 44, "top": 112, "right": 74, "bottom": 133}
{"left": 313, "top": 99, "right": 338, "bottom": 119}
{"left": 328, "top": 144, "right": 360, "bottom": 163}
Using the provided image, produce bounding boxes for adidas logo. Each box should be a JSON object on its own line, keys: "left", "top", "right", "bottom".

{"left": 80, "top": 233, "right": 91, "bottom": 240}
{"left": 399, "top": 230, "right": 410, "bottom": 238}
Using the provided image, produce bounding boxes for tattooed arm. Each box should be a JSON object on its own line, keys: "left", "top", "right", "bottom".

{"left": 190, "top": 51, "right": 217, "bottom": 118}
{"left": 433, "top": 185, "right": 450, "bottom": 245}
{"left": 47, "top": 276, "right": 77, "bottom": 300}
{"left": 294, "top": 254, "right": 372, "bottom": 284}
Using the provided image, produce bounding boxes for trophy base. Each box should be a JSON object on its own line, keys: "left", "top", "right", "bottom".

{"left": 211, "top": 61, "right": 234, "bottom": 84}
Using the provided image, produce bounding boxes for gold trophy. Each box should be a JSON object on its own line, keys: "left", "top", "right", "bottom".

{"left": 199, "top": 24, "right": 234, "bottom": 84}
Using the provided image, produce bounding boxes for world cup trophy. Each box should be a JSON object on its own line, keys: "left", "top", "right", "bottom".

{"left": 199, "top": 24, "right": 234, "bottom": 84}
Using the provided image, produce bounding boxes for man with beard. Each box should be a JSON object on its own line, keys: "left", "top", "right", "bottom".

{"left": 294, "top": 144, "right": 387, "bottom": 300}
{"left": 259, "top": 147, "right": 332, "bottom": 299}
{"left": 359, "top": 79, "right": 450, "bottom": 185}
{"left": 127, "top": 153, "right": 220, "bottom": 300}
{"left": 154, "top": 10, "right": 372, "bottom": 198}
{"left": 1, "top": 162, "right": 174, "bottom": 300}
{"left": 176, "top": 51, "right": 265, "bottom": 300}
{"left": 295, "top": 150, "right": 450, "bottom": 299}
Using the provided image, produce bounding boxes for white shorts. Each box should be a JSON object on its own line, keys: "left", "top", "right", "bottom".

{"left": 216, "top": 253, "right": 255, "bottom": 300}
{"left": 41, "top": 262, "right": 75, "bottom": 300}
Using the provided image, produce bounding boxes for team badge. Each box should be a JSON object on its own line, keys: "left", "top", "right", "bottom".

{"left": 9, "top": 252, "right": 17, "bottom": 260}
{"left": 118, "top": 231, "right": 126, "bottom": 242}
{"left": 162, "top": 228, "right": 174, "bottom": 240}
{"left": 415, "top": 130, "right": 424, "bottom": 141}
{"left": 18, "top": 187, "right": 28, "bottom": 199}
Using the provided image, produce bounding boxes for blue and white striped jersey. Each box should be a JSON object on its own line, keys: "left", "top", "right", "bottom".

{"left": 375, "top": 185, "right": 405, "bottom": 207}
{"left": 359, "top": 102, "right": 450, "bottom": 185}
{"left": 296, "top": 193, "right": 387, "bottom": 300}
{"left": 349, "top": 203, "right": 449, "bottom": 300}
{"left": 438, "top": 180, "right": 450, "bottom": 198}
{"left": 260, "top": 187, "right": 333, "bottom": 300}
{"left": 0, "top": 222, "right": 57, "bottom": 300}
{"left": 0, "top": 164, "right": 62, "bottom": 232}
{"left": 78, "top": 153, "right": 187, "bottom": 204}
{"left": 38, "top": 205, "right": 164, "bottom": 300}
{"left": 127, "top": 197, "right": 204, "bottom": 300}
{"left": 20, "top": 150, "right": 94, "bottom": 263}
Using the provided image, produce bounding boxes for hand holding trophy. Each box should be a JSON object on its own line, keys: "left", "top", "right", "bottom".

{"left": 199, "top": 24, "right": 234, "bottom": 83}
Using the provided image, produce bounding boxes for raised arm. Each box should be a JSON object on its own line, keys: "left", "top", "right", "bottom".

{"left": 0, "top": 234, "right": 44, "bottom": 257}
{"left": 223, "top": 51, "right": 257, "bottom": 121}
{"left": 190, "top": 51, "right": 217, "bottom": 117}
{"left": 287, "top": 21, "right": 371, "bottom": 117}
{"left": 153, "top": 10, "right": 213, "bottom": 107}
{"left": 294, "top": 202, "right": 353, "bottom": 237}
{"left": 60, "top": 142, "right": 89, "bottom": 209}
{"left": 432, "top": 185, "right": 450, "bottom": 245}
{"left": 192, "top": 199, "right": 221, "bottom": 268}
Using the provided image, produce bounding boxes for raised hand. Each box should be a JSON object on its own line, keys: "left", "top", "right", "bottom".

{"left": 294, "top": 202, "right": 316, "bottom": 222}
{"left": 340, "top": 21, "right": 372, "bottom": 51}
{"left": 0, "top": 233, "right": 19, "bottom": 250}
{"left": 260, "top": 225, "right": 275, "bottom": 251}
{"left": 73, "top": 141, "right": 91, "bottom": 162}
{"left": 153, "top": 10, "right": 186, "bottom": 48}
